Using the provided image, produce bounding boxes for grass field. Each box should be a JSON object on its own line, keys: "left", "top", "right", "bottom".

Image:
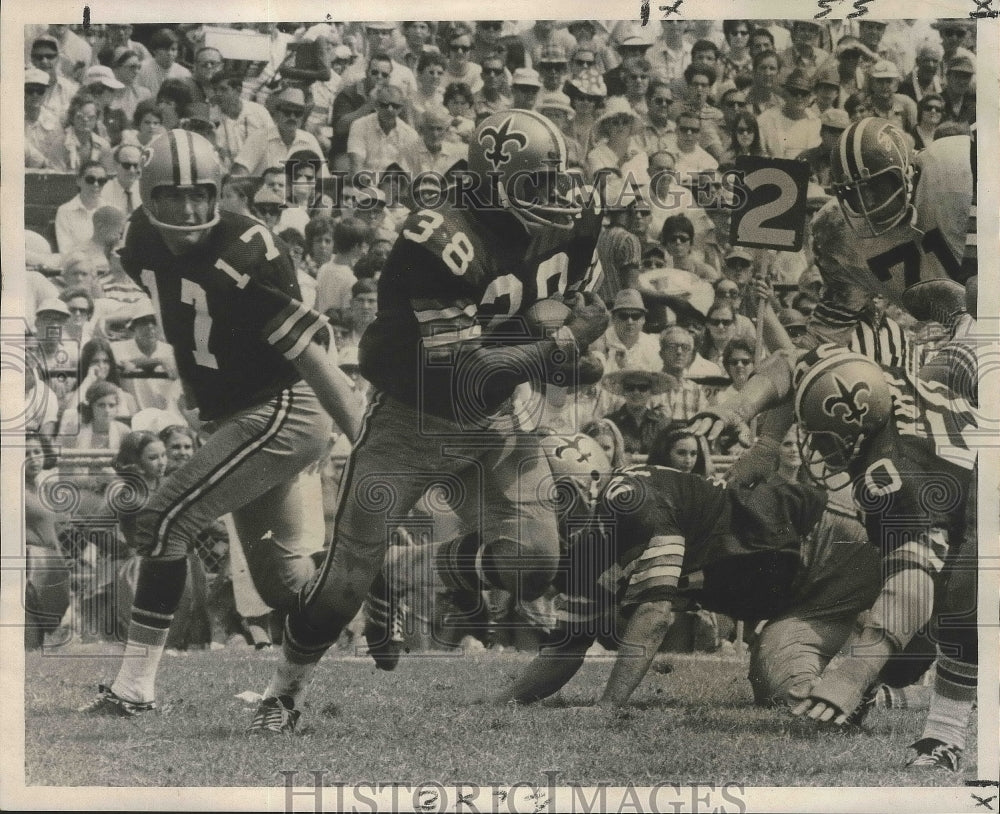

{"left": 24, "top": 641, "right": 978, "bottom": 790}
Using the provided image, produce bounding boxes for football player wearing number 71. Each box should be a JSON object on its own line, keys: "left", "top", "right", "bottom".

{"left": 83, "top": 129, "right": 364, "bottom": 717}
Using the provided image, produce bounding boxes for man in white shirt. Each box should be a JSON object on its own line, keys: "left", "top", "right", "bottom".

{"left": 346, "top": 84, "right": 421, "bottom": 179}
{"left": 401, "top": 105, "right": 467, "bottom": 176}
{"left": 757, "top": 69, "right": 821, "bottom": 160}
{"left": 231, "top": 87, "right": 326, "bottom": 178}
{"left": 29, "top": 35, "right": 79, "bottom": 125}
{"left": 54, "top": 161, "right": 109, "bottom": 254}
{"left": 102, "top": 144, "right": 143, "bottom": 216}
{"left": 672, "top": 109, "right": 719, "bottom": 180}
{"left": 111, "top": 305, "right": 181, "bottom": 414}
{"left": 209, "top": 72, "right": 275, "bottom": 170}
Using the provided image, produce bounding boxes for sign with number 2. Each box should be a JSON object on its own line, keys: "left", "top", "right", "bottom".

{"left": 729, "top": 156, "right": 811, "bottom": 252}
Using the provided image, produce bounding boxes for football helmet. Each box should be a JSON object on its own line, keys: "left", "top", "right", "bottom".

{"left": 830, "top": 118, "right": 913, "bottom": 237}
{"left": 539, "top": 432, "right": 612, "bottom": 516}
{"left": 469, "top": 109, "right": 582, "bottom": 234}
{"left": 139, "top": 129, "right": 222, "bottom": 248}
{"left": 793, "top": 345, "right": 893, "bottom": 487}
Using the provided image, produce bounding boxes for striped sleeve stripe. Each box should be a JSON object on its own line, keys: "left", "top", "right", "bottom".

{"left": 413, "top": 303, "right": 477, "bottom": 323}
{"left": 629, "top": 563, "right": 683, "bottom": 587}
{"left": 422, "top": 324, "right": 483, "bottom": 348}
{"left": 637, "top": 536, "right": 685, "bottom": 561}
{"left": 623, "top": 553, "right": 685, "bottom": 581}
{"left": 265, "top": 300, "right": 312, "bottom": 345}
{"left": 266, "top": 305, "right": 329, "bottom": 359}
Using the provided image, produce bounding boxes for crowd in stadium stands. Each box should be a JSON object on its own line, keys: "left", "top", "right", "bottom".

{"left": 22, "top": 18, "right": 975, "bottom": 654}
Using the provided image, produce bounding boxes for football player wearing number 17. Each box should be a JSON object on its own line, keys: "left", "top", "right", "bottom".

{"left": 84, "top": 130, "right": 363, "bottom": 717}
{"left": 248, "top": 109, "right": 609, "bottom": 733}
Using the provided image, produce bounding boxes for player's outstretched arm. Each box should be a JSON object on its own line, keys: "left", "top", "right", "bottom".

{"left": 597, "top": 599, "right": 673, "bottom": 709}
{"left": 688, "top": 348, "right": 803, "bottom": 443}
{"left": 493, "top": 626, "right": 592, "bottom": 706}
{"left": 292, "top": 342, "right": 364, "bottom": 442}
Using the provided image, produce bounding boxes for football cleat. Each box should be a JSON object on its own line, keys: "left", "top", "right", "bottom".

{"left": 362, "top": 572, "right": 407, "bottom": 672}
{"left": 905, "top": 738, "right": 962, "bottom": 772}
{"left": 841, "top": 683, "right": 879, "bottom": 727}
{"left": 80, "top": 684, "right": 156, "bottom": 717}
{"left": 246, "top": 696, "right": 300, "bottom": 735}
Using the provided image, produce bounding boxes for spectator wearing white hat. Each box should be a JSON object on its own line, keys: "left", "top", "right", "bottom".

{"left": 585, "top": 96, "right": 649, "bottom": 186}
{"left": 535, "top": 91, "right": 583, "bottom": 166}
{"left": 604, "top": 27, "right": 655, "bottom": 97}
{"left": 565, "top": 69, "right": 607, "bottom": 154}
{"left": 865, "top": 60, "right": 918, "bottom": 134}
{"left": 942, "top": 49, "right": 976, "bottom": 125}
{"left": 25, "top": 67, "right": 63, "bottom": 169}
{"left": 757, "top": 69, "right": 821, "bottom": 161}
{"left": 29, "top": 34, "right": 79, "bottom": 126}
{"left": 231, "top": 87, "right": 325, "bottom": 177}
{"left": 899, "top": 42, "right": 945, "bottom": 104}
{"left": 402, "top": 104, "right": 467, "bottom": 176}
{"left": 510, "top": 67, "right": 542, "bottom": 111}
{"left": 797, "top": 108, "right": 849, "bottom": 188}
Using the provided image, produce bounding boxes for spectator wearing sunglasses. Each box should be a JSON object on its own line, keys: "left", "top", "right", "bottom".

{"left": 25, "top": 67, "right": 63, "bottom": 169}
{"left": 232, "top": 86, "right": 326, "bottom": 177}
{"left": 29, "top": 34, "right": 79, "bottom": 126}
{"left": 55, "top": 160, "right": 110, "bottom": 253}
{"left": 660, "top": 214, "right": 718, "bottom": 284}
{"left": 912, "top": 93, "right": 947, "bottom": 151}
{"left": 472, "top": 56, "right": 513, "bottom": 119}
{"left": 100, "top": 143, "right": 142, "bottom": 215}
{"left": 720, "top": 20, "right": 754, "bottom": 84}
{"left": 567, "top": 44, "right": 604, "bottom": 83}
{"left": 443, "top": 32, "right": 483, "bottom": 94}
{"left": 635, "top": 80, "right": 676, "bottom": 156}
{"left": 330, "top": 52, "right": 396, "bottom": 170}
{"left": 601, "top": 368, "right": 673, "bottom": 456}
{"left": 605, "top": 26, "right": 655, "bottom": 97}
{"left": 721, "top": 111, "right": 766, "bottom": 167}
{"left": 756, "top": 69, "right": 821, "bottom": 160}
{"left": 671, "top": 108, "right": 719, "bottom": 181}
{"left": 700, "top": 301, "right": 737, "bottom": 366}
{"left": 346, "top": 84, "right": 420, "bottom": 178}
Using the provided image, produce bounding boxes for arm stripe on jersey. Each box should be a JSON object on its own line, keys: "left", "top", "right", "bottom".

{"left": 422, "top": 324, "right": 483, "bottom": 348}
{"left": 413, "top": 303, "right": 478, "bottom": 323}
{"left": 265, "top": 301, "right": 314, "bottom": 349}
{"left": 149, "top": 387, "right": 294, "bottom": 557}
{"left": 276, "top": 313, "right": 330, "bottom": 360}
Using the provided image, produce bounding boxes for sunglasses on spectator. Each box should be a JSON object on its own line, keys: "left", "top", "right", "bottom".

{"left": 708, "top": 317, "right": 734, "bottom": 327}
{"left": 607, "top": 116, "right": 632, "bottom": 127}
{"left": 450, "top": 44, "right": 472, "bottom": 53}
{"left": 666, "top": 234, "right": 690, "bottom": 243}
{"left": 650, "top": 96, "right": 672, "bottom": 105}
{"left": 923, "top": 104, "right": 944, "bottom": 112}
{"left": 786, "top": 87, "right": 812, "bottom": 98}
{"left": 574, "top": 58, "right": 595, "bottom": 66}
{"left": 370, "top": 69, "right": 391, "bottom": 78}
{"left": 726, "top": 259, "right": 751, "bottom": 269}
{"left": 717, "top": 288, "right": 740, "bottom": 298}
{"left": 379, "top": 101, "right": 403, "bottom": 110}
{"left": 542, "top": 62, "right": 567, "bottom": 70}
{"left": 482, "top": 67, "right": 505, "bottom": 76}
{"left": 678, "top": 125, "right": 701, "bottom": 134}
{"left": 614, "top": 310, "right": 646, "bottom": 321}
{"left": 725, "top": 100, "right": 747, "bottom": 108}
{"left": 662, "top": 342, "right": 692, "bottom": 352}
{"left": 623, "top": 382, "right": 651, "bottom": 392}
{"left": 25, "top": 85, "right": 47, "bottom": 95}
{"left": 83, "top": 175, "right": 109, "bottom": 186}
{"left": 118, "top": 161, "right": 139, "bottom": 170}
{"left": 68, "top": 306, "right": 93, "bottom": 315}
{"left": 33, "top": 52, "right": 58, "bottom": 61}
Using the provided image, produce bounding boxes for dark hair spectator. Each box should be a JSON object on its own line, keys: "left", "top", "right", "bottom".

{"left": 334, "top": 217, "right": 371, "bottom": 254}
{"left": 691, "top": 40, "right": 720, "bottom": 61}
{"left": 443, "top": 81, "right": 475, "bottom": 106}
{"left": 728, "top": 111, "right": 764, "bottom": 157}
{"left": 684, "top": 62, "right": 717, "bottom": 86}
{"left": 417, "top": 51, "right": 447, "bottom": 74}
{"left": 149, "top": 28, "right": 180, "bottom": 53}
{"left": 660, "top": 213, "right": 695, "bottom": 244}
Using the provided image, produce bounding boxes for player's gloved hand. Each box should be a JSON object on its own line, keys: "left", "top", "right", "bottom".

{"left": 563, "top": 291, "right": 609, "bottom": 349}
{"left": 688, "top": 405, "right": 753, "bottom": 447}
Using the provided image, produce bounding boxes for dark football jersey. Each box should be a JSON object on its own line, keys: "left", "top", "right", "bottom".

{"left": 558, "top": 466, "right": 827, "bottom": 625}
{"left": 359, "top": 200, "right": 602, "bottom": 423}
{"left": 120, "top": 210, "right": 328, "bottom": 421}
{"left": 849, "top": 426, "right": 971, "bottom": 565}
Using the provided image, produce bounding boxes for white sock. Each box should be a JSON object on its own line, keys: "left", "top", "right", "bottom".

{"left": 111, "top": 625, "right": 169, "bottom": 703}
{"left": 264, "top": 659, "right": 318, "bottom": 708}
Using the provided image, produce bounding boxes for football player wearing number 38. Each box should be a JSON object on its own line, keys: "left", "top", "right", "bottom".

{"left": 249, "top": 109, "right": 609, "bottom": 733}
{"left": 84, "top": 130, "right": 364, "bottom": 718}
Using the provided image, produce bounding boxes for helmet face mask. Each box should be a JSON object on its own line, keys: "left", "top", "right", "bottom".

{"left": 793, "top": 345, "right": 895, "bottom": 488}
{"left": 831, "top": 118, "right": 912, "bottom": 237}
{"left": 139, "top": 129, "right": 222, "bottom": 253}
{"left": 469, "top": 110, "right": 583, "bottom": 235}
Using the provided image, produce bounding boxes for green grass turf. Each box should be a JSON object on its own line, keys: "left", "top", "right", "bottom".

{"left": 24, "top": 643, "right": 977, "bottom": 788}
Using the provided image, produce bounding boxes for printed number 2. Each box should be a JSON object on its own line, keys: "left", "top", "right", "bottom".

{"left": 737, "top": 167, "right": 799, "bottom": 248}
{"left": 180, "top": 279, "right": 219, "bottom": 369}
